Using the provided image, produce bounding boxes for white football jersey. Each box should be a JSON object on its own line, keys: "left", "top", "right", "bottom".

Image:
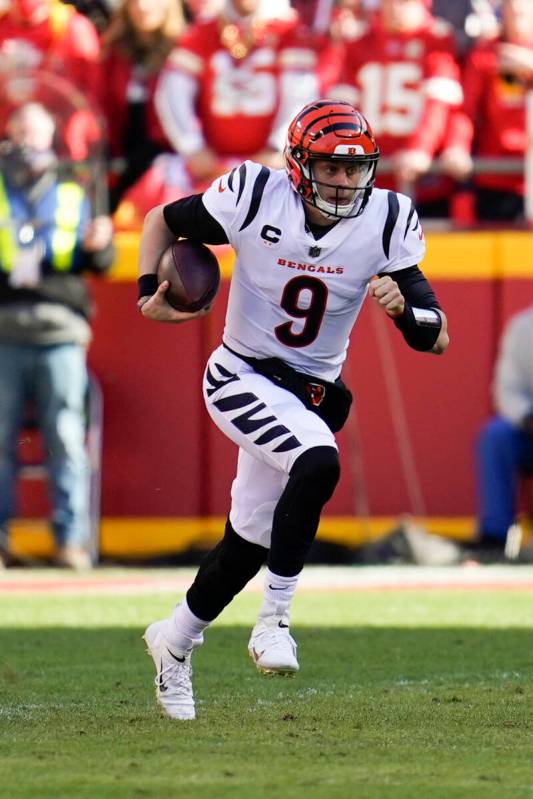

{"left": 203, "top": 160, "right": 425, "bottom": 382}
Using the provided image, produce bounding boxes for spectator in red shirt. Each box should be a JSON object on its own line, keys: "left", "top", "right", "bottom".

{"left": 0, "top": 0, "right": 103, "bottom": 159}
{"left": 441, "top": 0, "right": 533, "bottom": 221}
{"left": 183, "top": 0, "right": 223, "bottom": 20}
{"left": 100, "top": 0, "right": 186, "bottom": 214}
{"left": 113, "top": 0, "right": 338, "bottom": 225}
{"left": 0, "top": 0, "right": 102, "bottom": 108}
{"left": 330, "top": 1, "right": 371, "bottom": 43}
{"left": 156, "top": 0, "right": 293, "bottom": 180}
{"left": 331, "top": 0, "right": 463, "bottom": 216}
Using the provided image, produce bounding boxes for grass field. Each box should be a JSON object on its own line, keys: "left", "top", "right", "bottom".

{"left": 1, "top": 567, "right": 532, "bottom": 799}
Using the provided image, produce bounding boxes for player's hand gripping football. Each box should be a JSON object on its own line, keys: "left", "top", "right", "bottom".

{"left": 138, "top": 281, "right": 211, "bottom": 323}
{"left": 369, "top": 275, "right": 405, "bottom": 318}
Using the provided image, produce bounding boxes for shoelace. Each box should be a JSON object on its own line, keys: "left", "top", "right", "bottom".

{"left": 155, "top": 659, "right": 193, "bottom": 694}
{"left": 258, "top": 625, "right": 294, "bottom": 650}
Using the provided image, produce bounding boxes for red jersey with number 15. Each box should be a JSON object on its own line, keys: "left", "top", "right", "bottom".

{"left": 332, "top": 17, "right": 462, "bottom": 161}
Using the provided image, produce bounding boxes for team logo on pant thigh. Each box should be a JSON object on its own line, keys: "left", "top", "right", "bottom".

{"left": 305, "top": 382, "right": 325, "bottom": 407}
{"left": 205, "top": 362, "right": 240, "bottom": 396}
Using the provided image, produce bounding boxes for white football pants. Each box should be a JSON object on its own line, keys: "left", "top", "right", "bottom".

{"left": 203, "top": 344, "right": 337, "bottom": 549}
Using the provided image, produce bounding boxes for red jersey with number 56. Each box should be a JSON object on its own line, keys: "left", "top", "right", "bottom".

{"left": 332, "top": 17, "right": 462, "bottom": 163}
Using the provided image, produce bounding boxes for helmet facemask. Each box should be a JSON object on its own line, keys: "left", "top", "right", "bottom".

{"left": 308, "top": 156, "right": 377, "bottom": 219}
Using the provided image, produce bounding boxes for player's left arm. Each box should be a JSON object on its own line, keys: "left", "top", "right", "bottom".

{"left": 370, "top": 266, "right": 449, "bottom": 355}
{"left": 374, "top": 192, "right": 448, "bottom": 354}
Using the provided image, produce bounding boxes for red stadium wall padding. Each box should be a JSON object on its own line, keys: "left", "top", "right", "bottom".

{"left": 15, "top": 274, "right": 533, "bottom": 521}
{"left": 89, "top": 283, "right": 207, "bottom": 516}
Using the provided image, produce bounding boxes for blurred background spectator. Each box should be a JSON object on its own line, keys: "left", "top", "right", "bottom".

{"left": 0, "top": 0, "right": 104, "bottom": 161}
{"left": 472, "top": 305, "right": 533, "bottom": 561}
{"left": 329, "top": 0, "right": 372, "bottom": 42}
{"left": 113, "top": 0, "right": 341, "bottom": 227}
{"left": 291, "top": 0, "right": 374, "bottom": 34}
{"left": 57, "top": 0, "right": 113, "bottom": 32}
{"left": 183, "top": 0, "right": 222, "bottom": 21}
{"left": 0, "top": 101, "right": 113, "bottom": 569}
{"left": 100, "top": 0, "right": 185, "bottom": 215}
{"left": 330, "top": 0, "right": 463, "bottom": 217}
{"left": 441, "top": 0, "right": 533, "bottom": 222}
{"left": 433, "top": 0, "right": 499, "bottom": 57}
{"left": 0, "top": 0, "right": 102, "bottom": 111}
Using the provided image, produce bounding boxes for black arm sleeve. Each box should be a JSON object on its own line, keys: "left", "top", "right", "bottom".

{"left": 378, "top": 265, "right": 441, "bottom": 309}
{"left": 378, "top": 265, "right": 443, "bottom": 352}
{"left": 163, "top": 194, "right": 229, "bottom": 244}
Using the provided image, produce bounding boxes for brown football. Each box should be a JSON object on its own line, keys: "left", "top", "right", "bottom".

{"left": 157, "top": 239, "right": 220, "bottom": 312}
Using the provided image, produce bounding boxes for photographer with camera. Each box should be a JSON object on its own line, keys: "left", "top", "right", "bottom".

{"left": 0, "top": 102, "right": 113, "bottom": 569}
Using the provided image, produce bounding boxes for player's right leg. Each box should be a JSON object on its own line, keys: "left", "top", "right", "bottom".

{"left": 144, "top": 517, "right": 267, "bottom": 719}
{"left": 203, "top": 345, "right": 340, "bottom": 675}
{"left": 143, "top": 619, "right": 196, "bottom": 721}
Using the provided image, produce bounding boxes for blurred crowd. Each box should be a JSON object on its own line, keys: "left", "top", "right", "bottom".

{"left": 0, "top": 0, "right": 532, "bottom": 230}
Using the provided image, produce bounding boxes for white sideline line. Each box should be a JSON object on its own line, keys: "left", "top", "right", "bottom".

{"left": 1, "top": 565, "right": 533, "bottom": 594}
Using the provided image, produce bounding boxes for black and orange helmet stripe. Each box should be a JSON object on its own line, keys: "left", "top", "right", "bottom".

{"left": 291, "top": 99, "right": 337, "bottom": 128}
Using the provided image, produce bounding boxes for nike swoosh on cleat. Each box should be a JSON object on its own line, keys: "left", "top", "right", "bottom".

{"left": 278, "top": 621, "right": 289, "bottom": 629}
{"left": 158, "top": 660, "right": 168, "bottom": 692}
{"left": 251, "top": 647, "right": 265, "bottom": 662}
{"left": 167, "top": 649, "right": 186, "bottom": 663}
{"left": 268, "top": 584, "right": 288, "bottom": 590}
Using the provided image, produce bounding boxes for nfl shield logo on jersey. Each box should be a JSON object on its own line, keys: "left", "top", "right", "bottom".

{"left": 308, "top": 246, "right": 321, "bottom": 258}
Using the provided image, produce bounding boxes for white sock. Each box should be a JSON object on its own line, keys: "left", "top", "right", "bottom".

{"left": 166, "top": 598, "right": 210, "bottom": 655}
{"left": 258, "top": 568, "right": 300, "bottom": 621}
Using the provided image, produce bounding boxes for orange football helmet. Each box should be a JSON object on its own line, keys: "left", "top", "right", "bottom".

{"left": 284, "top": 100, "right": 379, "bottom": 219}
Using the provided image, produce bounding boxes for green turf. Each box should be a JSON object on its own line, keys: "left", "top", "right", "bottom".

{"left": 1, "top": 578, "right": 533, "bottom": 798}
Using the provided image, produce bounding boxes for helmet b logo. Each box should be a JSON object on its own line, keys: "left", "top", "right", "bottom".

{"left": 347, "top": 147, "right": 357, "bottom": 155}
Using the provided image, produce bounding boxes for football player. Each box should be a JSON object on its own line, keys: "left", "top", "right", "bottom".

{"left": 137, "top": 100, "right": 449, "bottom": 720}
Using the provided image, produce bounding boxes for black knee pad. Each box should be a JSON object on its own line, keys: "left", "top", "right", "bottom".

{"left": 290, "top": 446, "right": 340, "bottom": 504}
{"left": 218, "top": 520, "right": 266, "bottom": 573}
{"left": 186, "top": 518, "right": 267, "bottom": 621}
{"left": 268, "top": 446, "right": 341, "bottom": 576}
